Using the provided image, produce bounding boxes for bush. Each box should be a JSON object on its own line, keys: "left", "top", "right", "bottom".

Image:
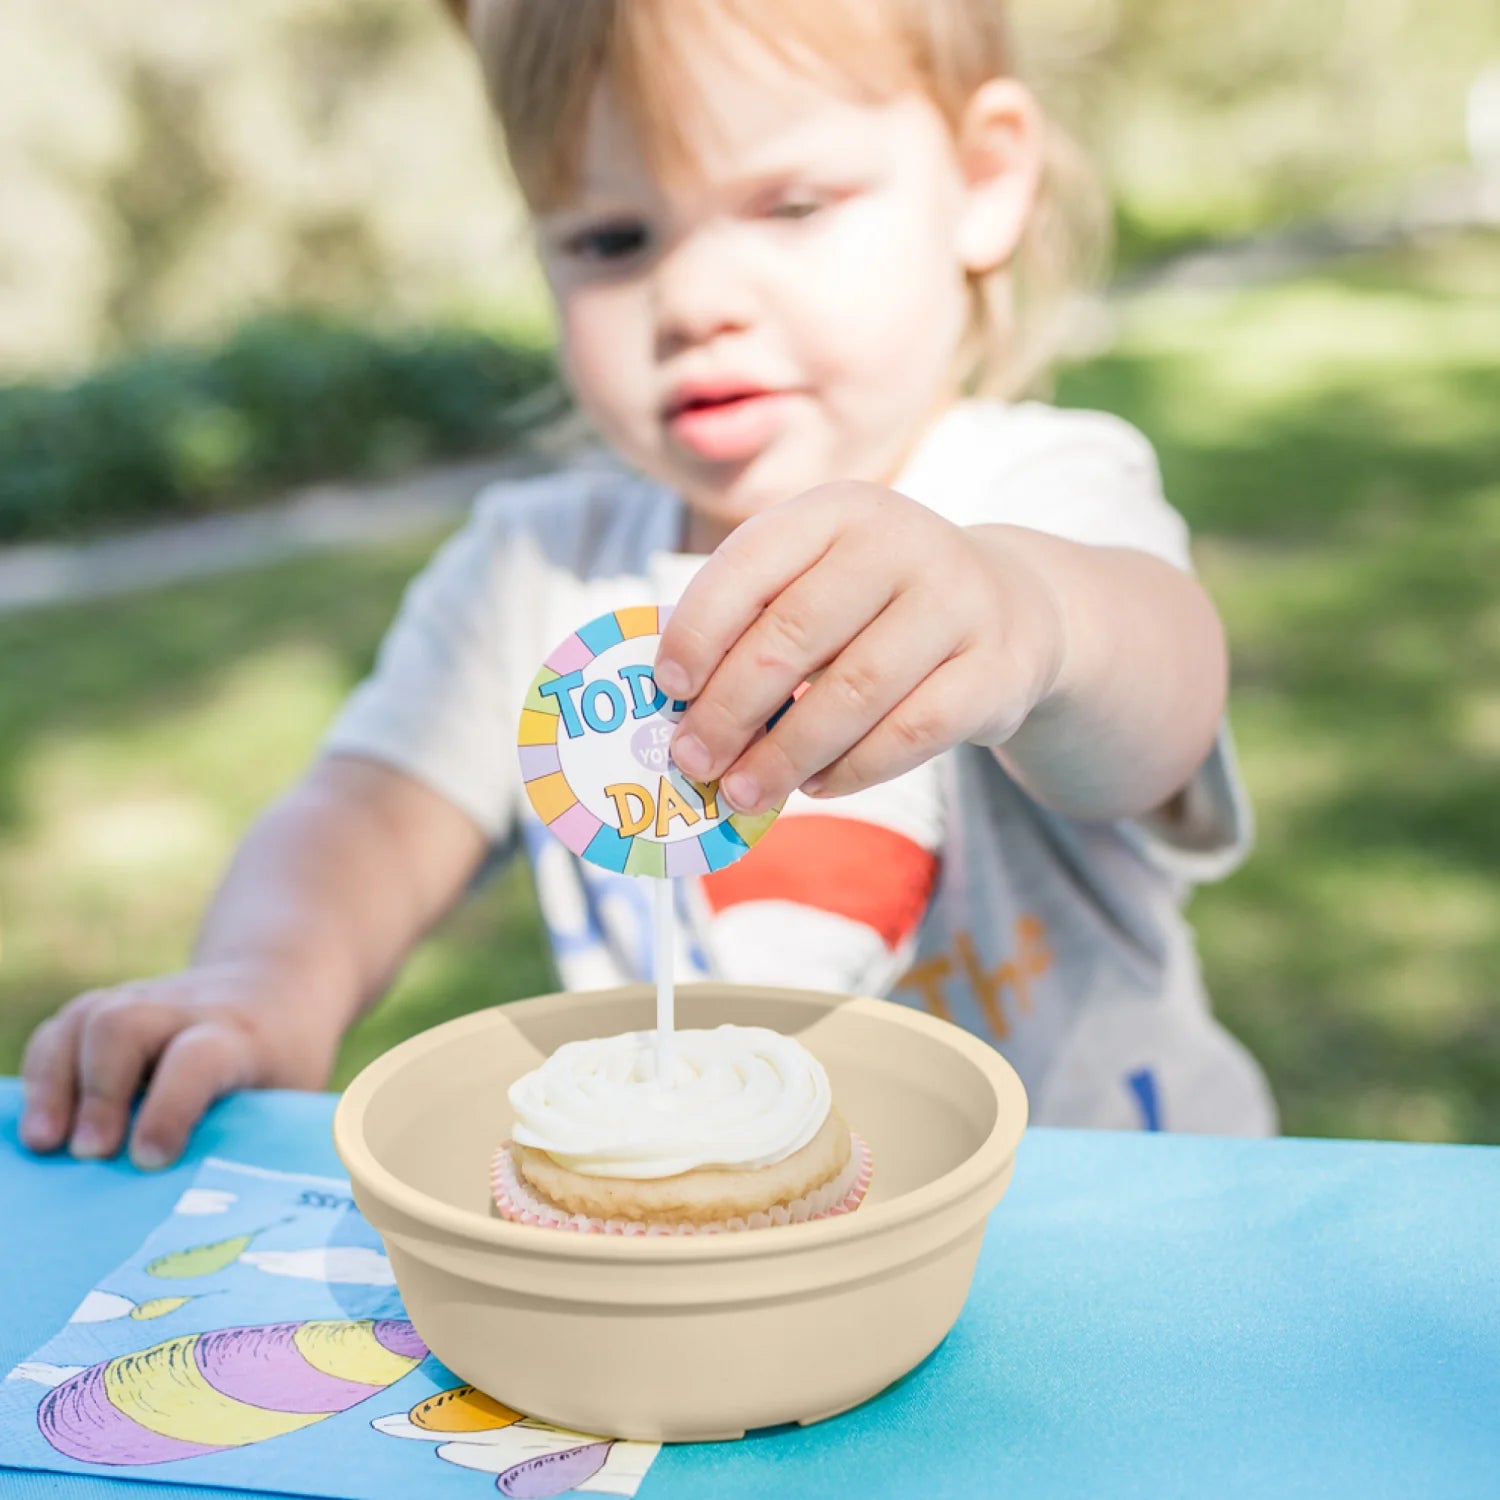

{"left": 0, "top": 314, "right": 558, "bottom": 543}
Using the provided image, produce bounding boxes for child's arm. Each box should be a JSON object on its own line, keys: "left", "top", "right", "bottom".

{"left": 653, "top": 481, "right": 1226, "bottom": 824}
{"left": 19, "top": 755, "right": 487, "bottom": 1170}
{"left": 967, "top": 523, "right": 1227, "bottom": 822}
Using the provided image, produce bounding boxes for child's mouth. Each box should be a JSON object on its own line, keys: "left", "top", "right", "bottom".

{"left": 663, "top": 386, "right": 797, "bottom": 464}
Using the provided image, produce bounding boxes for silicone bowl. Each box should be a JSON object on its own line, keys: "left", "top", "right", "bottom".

{"left": 333, "top": 982, "right": 1028, "bottom": 1442}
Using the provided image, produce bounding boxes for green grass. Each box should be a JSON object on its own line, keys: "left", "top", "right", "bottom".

{"left": 2, "top": 231, "right": 1496, "bottom": 1140}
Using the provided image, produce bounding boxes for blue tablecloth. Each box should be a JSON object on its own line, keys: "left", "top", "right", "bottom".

{"left": 2, "top": 1075, "right": 1497, "bottom": 1499}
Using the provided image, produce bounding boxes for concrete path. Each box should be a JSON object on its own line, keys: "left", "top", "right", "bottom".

{"left": 0, "top": 410, "right": 588, "bottom": 616}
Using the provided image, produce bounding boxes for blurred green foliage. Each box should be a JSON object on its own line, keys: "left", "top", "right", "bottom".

{"left": 1018, "top": 0, "right": 1499, "bottom": 262}
{"left": 0, "top": 315, "right": 555, "bottom": 541}
{"left": 3, "top": 0, "right": 1495, "bottom": 378}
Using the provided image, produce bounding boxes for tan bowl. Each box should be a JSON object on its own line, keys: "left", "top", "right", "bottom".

{"left": 333, "top": 982, "right": 1028, "bottom": 1442}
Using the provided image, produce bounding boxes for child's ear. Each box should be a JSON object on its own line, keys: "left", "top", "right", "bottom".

{"left": 953, "top": 79, "right": 1044, "bottom": 276}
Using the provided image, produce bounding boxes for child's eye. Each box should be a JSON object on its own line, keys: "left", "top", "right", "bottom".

{"left": 562, "top": 220, "right": 652, "bottom": 263}
{"left": 765, "top": 194, "right": 825, "bottom": 221}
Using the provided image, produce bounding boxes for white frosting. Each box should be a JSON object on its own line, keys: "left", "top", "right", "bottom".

{"left": 507, "top": 1024, "right": 832, "bottom": 1179}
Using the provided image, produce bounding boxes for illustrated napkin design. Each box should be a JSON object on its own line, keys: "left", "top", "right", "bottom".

{"left": 0, "top": 1157, "right": 661, "bottom": 1498}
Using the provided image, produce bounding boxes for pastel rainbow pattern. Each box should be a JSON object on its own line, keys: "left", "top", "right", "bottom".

{"left": 518, "top": 605, "right": 779, "bottom": 878}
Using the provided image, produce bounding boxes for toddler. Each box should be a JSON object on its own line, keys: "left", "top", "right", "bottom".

{"left": 19, "top": 0, "right": 1275, "bottom": 1170}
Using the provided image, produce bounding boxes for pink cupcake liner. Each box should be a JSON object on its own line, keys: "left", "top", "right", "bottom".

{"left": 491, "top": 1132, "right": 874, "bottom": 1236}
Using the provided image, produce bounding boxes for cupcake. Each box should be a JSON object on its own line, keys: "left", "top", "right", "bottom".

{"left": 491, "top": 1024, "right": 872, "bottom": 1235}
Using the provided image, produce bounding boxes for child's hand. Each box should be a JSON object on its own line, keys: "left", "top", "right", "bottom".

{"left": 654, "top": 482, "right": 1066, "bottom": 813}
{"left": 19, "top": 961, "right": 334, "bottom": 1171}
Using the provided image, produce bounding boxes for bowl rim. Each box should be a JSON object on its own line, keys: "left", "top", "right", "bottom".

{"left": 333, "top": 983, "right": 1028, "bottom": 1263}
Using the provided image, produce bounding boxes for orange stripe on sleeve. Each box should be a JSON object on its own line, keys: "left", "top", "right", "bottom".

{"left": 700, "top": 815, "right": 939, "bottom": 951}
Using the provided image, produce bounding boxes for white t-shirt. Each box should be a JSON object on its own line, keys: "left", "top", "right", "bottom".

{"left": 324, "top": 399, "right": 1277, "bottom": 1135}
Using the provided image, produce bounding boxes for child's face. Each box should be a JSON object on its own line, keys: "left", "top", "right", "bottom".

{"left": 535, "top": 37, "right": 988, "bottom": 549}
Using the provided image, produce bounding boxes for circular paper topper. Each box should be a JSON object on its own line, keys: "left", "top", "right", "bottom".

{"left": 518, "top": 606, "right": 785, "bottom": 878}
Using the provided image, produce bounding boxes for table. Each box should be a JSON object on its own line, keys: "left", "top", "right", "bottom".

{"left": 2, "top": 1077, "right": 1497, "bottom": 1499}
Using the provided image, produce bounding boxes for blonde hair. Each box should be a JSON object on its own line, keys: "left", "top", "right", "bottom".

{"left": 458, "top": 0, "right": 1110, "bottom": 399}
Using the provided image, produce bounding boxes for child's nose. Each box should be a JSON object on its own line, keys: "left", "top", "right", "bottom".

{"left": 651, "top": 231, "right": 754, "bottom": 356}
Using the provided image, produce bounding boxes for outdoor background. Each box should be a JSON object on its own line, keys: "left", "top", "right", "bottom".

{"left": 1, "top": 0, "right": 1497, "bottom": 1142}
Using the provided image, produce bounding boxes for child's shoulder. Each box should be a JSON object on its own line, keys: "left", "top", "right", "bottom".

{"left": 465, "top": 449, "right": 678, "bottom": 578}
{"left": 935, "top": 398, "right": 1161, "bottom": 480}
{"left": 908, "top": 400, "right": 1184, "bottom": 564}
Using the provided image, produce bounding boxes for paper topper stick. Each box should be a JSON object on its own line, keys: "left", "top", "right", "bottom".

{"left": 519, "top": 605, "right": 787, "bottom": 1084}
{"left": 654, "top": 879, "right": 675, "bottom": 1079}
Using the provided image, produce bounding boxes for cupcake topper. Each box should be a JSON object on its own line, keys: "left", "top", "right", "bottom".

{"left": 519, "top": 606, "right": 786, "bottom": 1078}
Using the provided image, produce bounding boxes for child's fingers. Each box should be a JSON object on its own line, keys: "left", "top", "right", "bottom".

{"left": 653, "top": 486, "right": 855, "bottom": 700}
{"left": 715, "top": 593, "right": 958, "bottom": 813}
{"left": 669, "top": 552, "right": 895, "bottom": 786}
{"left": 800, "top": 657, "right": 988, "bottom": 801}
{"left": 70, "top": 994, "right": 189, "bottom": 1161}
{"left": 18, "top": 1000, "right": 89, "bottom": 1153}
{"left": 129, "top": 1022, "right": 256, "bottom": 1170}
